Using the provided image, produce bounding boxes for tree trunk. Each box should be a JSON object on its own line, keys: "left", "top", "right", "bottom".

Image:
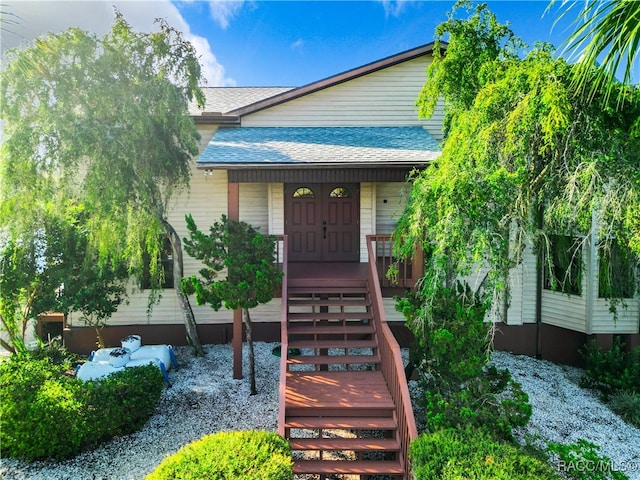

{"left": 243, "top": 308, "right": 257, "bottom": 395}
{"left": 95, "top": 326, "right": 105, "bottom": 349}
{"left": 162, "top": 219, "right": 204, "bottom": 357}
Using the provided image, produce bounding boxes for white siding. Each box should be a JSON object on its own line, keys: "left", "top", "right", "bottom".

{"left": 360, "top": 183, "right": 375, "bottom": 262}
{"left": 383, "top": 298, "right": 406, "bottom": 323}
{"left": 376, "top": 182, "right": 406, "bottom": 235}
{"left": 269, "top": 183, "right": 284, "bottom": 235}
{"left": 591, "top": 298, "right": 639, "bottom": 334}
{"left": 239, "top": 183, "right": 269, "bottom": 231}
{"left": 242, "top": 56, "right": 445, "bottom": 140}
{"left": 505, "top": 242, "right": 537, "bottom": 325}
{"left": 541, "top": 290, "right": 587, "bottom": 332}
{"left": 168, "top": 174, "right": 228, "bottom": 274}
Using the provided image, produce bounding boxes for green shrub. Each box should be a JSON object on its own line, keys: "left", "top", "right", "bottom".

{"left": 85, "top": 364, "right": 164, "bottom": 438}
{"left": 398, "top": 283, "right": 532, "bottom": 439}
{"left": 424, "top": 365, "right": 532, "bottom": 439}
{"left": 580, "top": 339, "right": 640, "bottom": 398}
{"left": 0, "top": 354, "right": 94, "bottom": 460}
{"left": 410, "top": 426, "right": 561, "bottom": 479}
{"left": 608, "top": 390, "right": 640, "bottom": 427}
{"left": 547, "top": 439, "right": 629, "bottom": 480}
{"left": 0, "top": 353, "right": 164, "bottom": 461}
{"left": 146, "top": 430, "right": 293, "bottom": 480}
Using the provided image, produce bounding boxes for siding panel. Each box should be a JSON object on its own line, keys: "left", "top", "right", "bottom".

{"left": 242, "top": 57, "right": 444, "bottom": 140}
{"left": 376, "top": 183, "right": 406, "bottom": 235}
{"left": 239, "top": 183, "right": 269, "bottom": 231}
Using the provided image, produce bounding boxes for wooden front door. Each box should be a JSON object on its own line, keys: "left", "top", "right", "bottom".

{"left": 285, "top": 184, "right": 359, "bottom": 262}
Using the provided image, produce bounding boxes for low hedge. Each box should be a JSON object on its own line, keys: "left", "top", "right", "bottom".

{"left": 146, "top": 430, "right": 293, "bottom": 480}
{"left": 0, "top": 353, "right": 164, "bottom": 461}
{"left": 410, "top": 427, "right": 561, "bottom": 480}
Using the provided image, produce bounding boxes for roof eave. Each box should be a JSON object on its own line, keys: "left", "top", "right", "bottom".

{"left": 193, "top": 114, "right": 241, "bottom": 125}
{"left": 196, "top": 161, "right": 435, "bottom": 170}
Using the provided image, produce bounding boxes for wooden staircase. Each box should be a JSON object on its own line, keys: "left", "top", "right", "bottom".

{"left": 280, "top": 276, "right": 406, "bottom": 479}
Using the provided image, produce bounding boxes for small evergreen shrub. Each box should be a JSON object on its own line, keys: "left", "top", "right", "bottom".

{"left": 146, "top": 430, "right": 293, "bottom": 480}
{"left": 547, "top": 439, "right": 629, "bottom": 480}
{"left": 398, "top": 283, "right": 532, "bottom": 439}
{"left": 410, "top": 426, "right": 561, "bottom": 479}
{"left": 580, "top": 339, "right": 640, "bottom": 398}
{"left": 0, "top": 353, "right": 164, "bottom": 461}
{"left": 424, "top": 365, "right": 532, "bottom": 439}
{"left": 608, "top": 390, "right": 640, "bottom": 427}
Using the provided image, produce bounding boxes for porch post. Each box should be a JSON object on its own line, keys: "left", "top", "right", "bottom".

{"left": 411, "top": 242, "right": 424, "bottom": 285}
{"left": 228, "top": 181, "right": 243, "bottom": 379}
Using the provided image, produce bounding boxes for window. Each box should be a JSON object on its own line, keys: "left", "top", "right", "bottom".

{"left": 598, "top": 240, "right": 635, "bottom": 298}
{"left": 141, "top": 237, "right": 174, "bottom": 289}
{"left": 329, "top": 187, "right": 351, "bottom": 198}
{"left": 544, "top": 235, "right": 582, "bottom": 295}
{"left": 292, "top": 187, "right": 315, "bottom": 198}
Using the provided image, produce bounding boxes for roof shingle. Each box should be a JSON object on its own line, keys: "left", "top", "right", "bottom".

{"left": 197, "top": 127, "right": 441, "bottom": 167}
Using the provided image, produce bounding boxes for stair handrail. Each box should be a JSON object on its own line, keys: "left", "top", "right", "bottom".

{"left": 367, "top": 234, "right": 418, "bottom": 479}
{"left": 276, "top": 234, "right": 288, "bottom": 437}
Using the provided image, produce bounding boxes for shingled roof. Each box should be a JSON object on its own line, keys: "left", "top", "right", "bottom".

{"left": 197, "top": 126, "right": 440, "bottom": 168}
{"left": 188, "top": 87, "right": 293, "bottom": 116}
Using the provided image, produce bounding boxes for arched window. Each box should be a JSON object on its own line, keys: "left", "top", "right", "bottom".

{"left": 329, "top": 187, "right": 351, "bottom": 198}
{"left": 292, "top": 187, "right": 315, "bottom": 198}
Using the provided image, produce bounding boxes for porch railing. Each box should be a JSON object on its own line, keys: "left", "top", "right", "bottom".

{"left": 276, "top": 235, "right": 288, "bottom": 437}
{"left": 368, "top": 234, "right": 422, "bottom": 289}
{"left": 367, "top": 235, "right": 418, "bottom": 478}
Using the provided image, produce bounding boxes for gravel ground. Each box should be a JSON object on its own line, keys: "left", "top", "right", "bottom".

{"left": 1, "top": 343, "right": 638, "bottom": 479}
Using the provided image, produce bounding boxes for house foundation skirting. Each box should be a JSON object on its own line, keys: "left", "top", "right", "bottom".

{"left": 62, "top": 322, "right": 639, "bottom": 365}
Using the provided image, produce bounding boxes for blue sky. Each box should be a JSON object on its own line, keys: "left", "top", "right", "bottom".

{"left": 0, "top": 1, "right": 590, "bottom": 87}
{"left": 174, "top": 1, "right": 575, "bottom": 87}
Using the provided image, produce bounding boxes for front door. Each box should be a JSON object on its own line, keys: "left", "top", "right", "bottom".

{"left": 285, "top": 183, "right": 360, "bottom": 262}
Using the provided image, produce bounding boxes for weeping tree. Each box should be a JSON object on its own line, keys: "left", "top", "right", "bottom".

{"left": 0, "top": 205, "right": 129, "bottom": 353}
{"left": 182, "top": 215, "right": 283, "bottom": 395}
{"left": 393, "top": 2, "right": 640, "bottom": 332}
{"left": 0, "top": 11, "right": 206, "bottom": 355}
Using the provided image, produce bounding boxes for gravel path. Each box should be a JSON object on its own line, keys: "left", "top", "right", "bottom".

{"left": 1, "top": 343, "right": 638, "bottom": 479}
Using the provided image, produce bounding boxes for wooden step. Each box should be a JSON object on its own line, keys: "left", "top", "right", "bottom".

{"left": 285, "top": 416, "right": 397, "bottom": 430}
{"left": 288, "top": 312, "right": 373, "bottom": 321}
{"left": 288, "top": 278, "right": 367, "bottom": 289}
{"left": 287, "top": 353, "right": 381, "bottom": 366}
{"left": 286, "top": 371, "right": 394, "bottom": 416}
{"left": 288, "top": 298, "right": 369, "bottom": 307}
{"left": 287, "top": 324, "right": 375, "bottom": 335}
{"left": 293, "top": 459, "right": 404, "bottom": 475}
{"left": 290, "top": 437, "right": 400, "bottom": 451}
{"left": 288, "top": 339, "right": 377, "bottom": 350}
{"left": 288, "top": 286, "right": 368, "bottom": 295}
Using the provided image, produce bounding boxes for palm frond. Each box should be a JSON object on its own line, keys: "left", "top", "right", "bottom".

{"left": 550, "top": 0, "right": 639, "bottom": 104}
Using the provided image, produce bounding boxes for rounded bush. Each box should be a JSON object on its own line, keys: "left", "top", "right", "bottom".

{"left": 0, "top": 353, "right": 164, "bottom": 461}
{"left": 146, "top": 430, "right": 293, "bottom": 480}
{"left": 410, "top": 427, "right": 561, "bottom": 480}
{"left": 0, "top": 355, "right": 93, "bottom": 460}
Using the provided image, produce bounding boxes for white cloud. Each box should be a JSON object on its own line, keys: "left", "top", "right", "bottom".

{"left": 0, "top": 1, "right": 233, "bottom": 86}
{"left": 206, "top": 0, "right": 244, "bottom": 29}
{"left": 380, "top": 0, "right": 408, "bottom": 17}
{"left": 290, "top": 38, "right": 304, "bottom": 50}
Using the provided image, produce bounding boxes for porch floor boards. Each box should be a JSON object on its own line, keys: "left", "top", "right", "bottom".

{"left": 285, "top": 371, "right": 394, "bottom": 413}
{"left": 288, "top": 262, "right": 368, "bottom": 288}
